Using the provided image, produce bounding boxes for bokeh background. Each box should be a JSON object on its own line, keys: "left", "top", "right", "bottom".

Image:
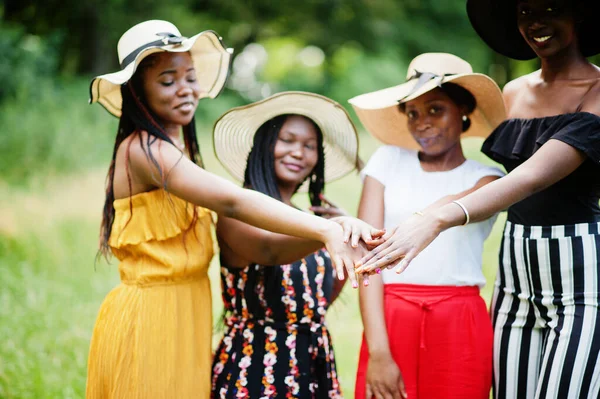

{"left": 2, "top": 1, "right": 600, "bottom": 398}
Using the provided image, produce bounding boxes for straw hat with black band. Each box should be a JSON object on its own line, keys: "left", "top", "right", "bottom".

{"left": 348, "top": 53, "right": 506, "bottom": 149}
{"left": 213, "top": 91, "right": 361, "bottom": 191}
{"left": 467, "top": 0, "right": 600, "bottom": 60}
{"left": 89, "top": 20, "right": 233, "bottom": 117}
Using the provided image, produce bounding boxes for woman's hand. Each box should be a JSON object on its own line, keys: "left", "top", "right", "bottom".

{"left": 330, "top": 216, "right": 386, "bottom": 249}
{"left": 323, "top": 223, "right": 371, "bottom": 288}
{"left": 356, "top": 213, "right": 442, "bottom": 276}
{"left": 365, "top": 352, "right": 407, "bottom": 399}
{"left": 309, "top": 194, "right": 348, "bottom": 218}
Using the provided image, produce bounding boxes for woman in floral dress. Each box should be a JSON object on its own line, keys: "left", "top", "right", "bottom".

{"left": 211, "top": 92, "right": 363, "bottom": 399}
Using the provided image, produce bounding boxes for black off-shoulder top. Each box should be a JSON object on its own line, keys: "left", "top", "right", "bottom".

{"left": 481, "top": 112, "right": 600, "bottom": 226}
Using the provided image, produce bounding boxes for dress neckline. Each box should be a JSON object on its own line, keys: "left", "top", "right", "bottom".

{"left": 112, "top": 189, "right": 177, "bottom": 211}
{"left": 411, "top": 149, "right": 468, "bottom": 174}
{"left": 502, "top": 111, "right": 600, "bottom": 124}
{"left": 114, "top": 189, "right": 162, "bottom": 203}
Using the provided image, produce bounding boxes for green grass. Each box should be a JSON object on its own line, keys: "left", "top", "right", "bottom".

{"left": 0, "top": 220, "right": 115, "bottom": 399}
{"left": 0, "top": 104, "right": 505, "bottom": 398}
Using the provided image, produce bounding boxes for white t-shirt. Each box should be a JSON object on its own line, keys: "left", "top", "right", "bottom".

{"left": 361, "top": 145, "right": 505, "bottom": 287}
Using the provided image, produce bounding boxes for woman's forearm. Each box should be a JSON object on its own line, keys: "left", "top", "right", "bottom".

{"left": 359, "top": 277, "right": 392, "bottom": 356}
{"left": 224, "top": 188, "right": 334, "bottom": 242}
{"left": 430, "top": 170, "right": 533, "bottom": 230}
{"left": 420, "top": 175, "right": 500, "bottom": 214}
{"left": 258, "top": 236, "right": 322, "bottom": 266}
{"left": 217, "top": 218, "right": 323, "bottom": 266}
{"left": 356, "top": 175, "right": 389, "bottom": 348}
{"left": 431, "top": 140, "right": 586, "bottom": 230}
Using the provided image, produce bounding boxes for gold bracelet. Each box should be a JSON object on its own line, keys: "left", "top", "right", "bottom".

{"left": 452, "top": 200, "right": 470, "bottom": 225}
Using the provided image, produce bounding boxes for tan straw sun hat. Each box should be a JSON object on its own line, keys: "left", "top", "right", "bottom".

{"left": 213, "top": 91, "right": 361, "bottom": 189}
{"left": 89, "top": 20, "right": 232, "bottom": 117}
{"left": 348, "top": 53, "right": 506, "bottom": 149}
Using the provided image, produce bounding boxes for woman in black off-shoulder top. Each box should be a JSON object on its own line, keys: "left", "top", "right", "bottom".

{"left": 354, "top": 1, "right": 600, "bottom": 398}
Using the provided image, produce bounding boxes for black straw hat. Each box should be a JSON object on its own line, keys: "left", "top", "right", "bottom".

{"left": 466, "top": 0, "right": 600, "bottom": 60}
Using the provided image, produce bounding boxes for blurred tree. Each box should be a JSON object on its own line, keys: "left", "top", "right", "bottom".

{"left": 6, "top": 0, "right": 595, "bottom": 95}
{"left": 1, "top": 0, "right": 496, "bottom": 77}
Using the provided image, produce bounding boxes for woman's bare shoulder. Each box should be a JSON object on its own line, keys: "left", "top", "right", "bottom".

{"left": 113, "top": 130, "right": 180, "bottom": 196}
{"left": 502, "top": 71, "right": 539, "bottom": 111}
{"left": 580, "top": 78, "right": 600, "bottom": 116}
{"left": 503, "top": 72, "right": 537, "bottom": 99}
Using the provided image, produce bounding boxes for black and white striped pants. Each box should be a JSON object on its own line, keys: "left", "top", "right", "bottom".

{"left": 492, "top": 221, "right": 600, "bottom": 399}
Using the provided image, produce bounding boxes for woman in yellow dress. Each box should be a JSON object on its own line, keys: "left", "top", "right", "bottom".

{"left": 85, "top": 20, "right": 380, "bottom": 399}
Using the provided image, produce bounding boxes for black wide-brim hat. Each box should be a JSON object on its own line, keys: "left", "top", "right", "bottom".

{"left": 466, "top": 0, "right": 600, "bottom": 60}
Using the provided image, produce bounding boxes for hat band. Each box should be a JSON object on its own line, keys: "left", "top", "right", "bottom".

{"left": 398, "top": 71, "right": 455, "bottom": 103}
{"left": 120, "top": 32, "right": 186, "bottom": 69}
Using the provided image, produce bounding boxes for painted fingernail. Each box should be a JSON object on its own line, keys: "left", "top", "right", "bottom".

{"left": 376, "top": 268, "right": 381, "bottom": 274}
{"left": 363, "top": 279, "right": 370, "bottom": 287}
{"left": 352, "top": 281, "right": 359, "bottom": 288}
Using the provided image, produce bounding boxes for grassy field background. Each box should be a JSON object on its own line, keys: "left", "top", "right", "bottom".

{"left": 0, "top": 91, "right": 505, "bottom": 398}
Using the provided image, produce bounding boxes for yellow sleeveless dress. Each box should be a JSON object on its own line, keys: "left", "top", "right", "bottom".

{"left": 86, "top": 190, "right": 214, "bottom": 398}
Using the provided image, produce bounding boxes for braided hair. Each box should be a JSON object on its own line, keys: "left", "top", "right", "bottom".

{"left": 241, "top": 114, "right": 326, "bottom": 304}
{"left": 98, "top": 53, "right": 203, "bottom": 260}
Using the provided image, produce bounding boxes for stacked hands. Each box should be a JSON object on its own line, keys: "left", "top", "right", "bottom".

{"left": 356, "top": 213, "right": 440, "bottom": 277}
{"left": 316, "top": 196, "right": 439, "bottom": 288}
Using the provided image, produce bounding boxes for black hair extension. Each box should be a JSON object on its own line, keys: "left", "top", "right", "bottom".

{"left": 98, "top": 54, "right": 202, "bottom": 261}
{"left": 241, "top": 114, "right": 326, "bottom": 310}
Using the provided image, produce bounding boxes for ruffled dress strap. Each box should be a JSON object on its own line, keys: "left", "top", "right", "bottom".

{"left": 482, "top": 112, "right": 600, "bottom": 165}
{"left": 109, "top": 189, "right": 213, "bottom": 248}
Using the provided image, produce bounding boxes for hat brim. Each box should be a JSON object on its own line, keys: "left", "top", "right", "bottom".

{"left": 89, "top": 30, "right": 232, "bottom": 117}
{"left": 213, "top": 91, "right": 360, "bottom": 192}
{"left": 348, "top": 74, "right": 506, "bottom": 149}
{"left": 467, "top": 0, "right": 600, "bottom": 60}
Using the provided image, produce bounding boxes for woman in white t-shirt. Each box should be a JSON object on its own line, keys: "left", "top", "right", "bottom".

{"left": 348, "top": 53, "right": 506, "bottom": 399}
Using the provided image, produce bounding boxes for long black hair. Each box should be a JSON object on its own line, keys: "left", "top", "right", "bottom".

{"left": 98, "top": 53, "right": 203, "bottom": 260}
{"left": 243, "top": 114, "right": 325, "bottom": 208}
{"left": 241, "top": 113, "right": 326, "bottom": 307}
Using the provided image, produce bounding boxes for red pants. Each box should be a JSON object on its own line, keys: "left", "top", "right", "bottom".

{"left": 355, "top": 284, "right": 492, "bottom": 399}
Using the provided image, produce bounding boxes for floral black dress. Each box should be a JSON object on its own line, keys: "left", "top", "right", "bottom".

{"left": 211, "top": 249, "right": 342, "bottom": 399}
